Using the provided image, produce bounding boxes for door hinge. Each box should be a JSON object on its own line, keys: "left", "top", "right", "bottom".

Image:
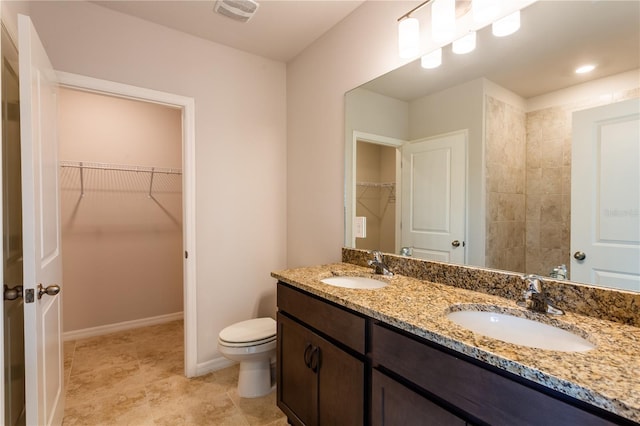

{"left": 185, "top": 251, "right": 189, "bottom": 259}
{"left": 25, "top": 288, "right": 34, "bottom": 303}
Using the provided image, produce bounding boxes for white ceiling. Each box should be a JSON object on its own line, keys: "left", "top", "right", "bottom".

{"left": 91, "top": 0, "right": 366, "bottom": 63}
{"left": 362, "top": 1, "right": 640, "bottom": 101}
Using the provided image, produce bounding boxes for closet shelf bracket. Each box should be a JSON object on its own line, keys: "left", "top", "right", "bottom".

{"left": 60, "top": 160, "right": 182, "bottom": 198}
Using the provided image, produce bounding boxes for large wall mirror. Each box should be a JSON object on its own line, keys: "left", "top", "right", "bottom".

{"left": 344, "top": 0, "right": 640, "bottom": 292}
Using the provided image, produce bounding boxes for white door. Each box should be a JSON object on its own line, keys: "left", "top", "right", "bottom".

{"left": 19, "top": 15, "right": 64, "bottom": 426}
{"left": 401, "top": 131, "right": 467, "bottom": 263}
{"left": 571, "top": 98, "right": 640, "bottom": 291}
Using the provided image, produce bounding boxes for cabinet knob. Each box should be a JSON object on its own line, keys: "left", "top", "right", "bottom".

{"left": 573, "top": 251, "right": 586, "bottom": 261}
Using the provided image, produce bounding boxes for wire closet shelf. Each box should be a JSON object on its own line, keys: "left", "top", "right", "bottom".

{"left": 59, "top": 160, "right": 182, "bottom": 198}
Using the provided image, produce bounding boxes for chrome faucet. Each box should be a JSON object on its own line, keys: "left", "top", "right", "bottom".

{"left": 368, "top": 250, "right": 394, "bottom": 276}
{"left": 519, "top": 274, "right": 564, "bottom": 315}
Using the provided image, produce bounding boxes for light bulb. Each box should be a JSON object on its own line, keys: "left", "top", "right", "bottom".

{"left": 398, "top": 17, "right": 420, "bottom": 59}
{"left": 432, "top": 0, "right": 456, "bottom": 42}
{"left": 575, "top": 64, "right": 596, "bottom": 74}
{"left": 421, "top": 48, "right": 442, "bottom": 69}
{"left": 452, "top": 31, "right": 476, "bottom": 54}
{"left": 473, "top": 0, "right": 501, "bottom": 24}
{"left": 492, "top": 11, "right": 520, "bottom": 37}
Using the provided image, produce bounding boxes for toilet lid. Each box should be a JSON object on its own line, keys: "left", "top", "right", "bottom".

{"left": 219, "top": 317, "right": 276, "bottom": 344}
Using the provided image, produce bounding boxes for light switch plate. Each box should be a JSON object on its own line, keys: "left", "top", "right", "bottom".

{"left": 354, "top": 216, "right": 367, "bottom": 238}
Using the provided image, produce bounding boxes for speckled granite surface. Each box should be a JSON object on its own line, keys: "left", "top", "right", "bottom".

{"left": 343, "top": 248, "right": 640, "bottom": 327}
{"left": 271, "top": 260, "right": 640, "bottom": 422}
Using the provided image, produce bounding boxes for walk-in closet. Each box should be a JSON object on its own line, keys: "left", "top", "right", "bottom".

{"left": 58, "top": 88, "right": 184, "bottom": 337}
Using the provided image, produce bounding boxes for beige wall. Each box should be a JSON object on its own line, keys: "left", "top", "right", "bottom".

{"left": 287, "top": 1, "right": 413, "bottom": 267}
{"left": 3, "top": 0, "right": 287, "bottom": 367}
{"left": 58, "top": 88, "right": 183, "bottom": 332}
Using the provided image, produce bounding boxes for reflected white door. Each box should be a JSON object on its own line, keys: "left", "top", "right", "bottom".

{"left": 401, "top": 131, "right": 467, "bottom": 263}
{"left": 571, "top": 98, "right": 640, "bottom": 291}
{"left": 19, "top": 15, "right": 64, "bottom": 426}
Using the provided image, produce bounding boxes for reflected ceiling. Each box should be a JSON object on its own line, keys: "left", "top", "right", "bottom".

{"left": 362, "top": 1, "right": 640, "bottom": 101}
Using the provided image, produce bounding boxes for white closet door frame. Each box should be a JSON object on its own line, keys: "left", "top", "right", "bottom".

{"left": 55, "top": 71, "right": 198, "bottom": 377}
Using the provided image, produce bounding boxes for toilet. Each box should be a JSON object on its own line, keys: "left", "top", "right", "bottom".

{"left": 218, "top": 317, "right": 277, "bottom": 398}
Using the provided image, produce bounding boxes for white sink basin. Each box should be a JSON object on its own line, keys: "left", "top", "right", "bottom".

{"left": 447, "top": 310, "right": 595, "bottom": 352}
{"left": 321, "top": 276, "right": 388, "bottom": 289}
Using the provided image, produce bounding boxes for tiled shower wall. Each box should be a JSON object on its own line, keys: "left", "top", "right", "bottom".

{"left": 486, "top": 87, "right": 640, "bottom": 276}
{"left": 485, "top": 96, "right": 526, "bottom": 272}
{"left": 525, "top": 105, "right": 573, "bottom": 275}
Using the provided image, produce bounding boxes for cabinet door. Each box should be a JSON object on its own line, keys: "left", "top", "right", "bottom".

{"left": 277, "top": 313, "right": 318, "bottom": 426}
{"left": 316, "top": 332, "right": 364, "bottom": 425}
{"left": 372, "top": 370, "right": 464, "bottom": 426}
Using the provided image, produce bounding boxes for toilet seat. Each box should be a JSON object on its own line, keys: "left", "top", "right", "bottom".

{"left": 219, "top": 335, "right": 276, "bottom": 348}
{"left": 218, "top": 317, "right": 276, "bottom": 348}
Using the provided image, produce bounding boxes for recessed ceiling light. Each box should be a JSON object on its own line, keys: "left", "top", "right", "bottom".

{"left": 575, "top": 64, "right": 596, "bottom": 74}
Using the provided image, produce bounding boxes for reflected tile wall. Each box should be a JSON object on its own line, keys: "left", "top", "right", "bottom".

{"left": 485, "top": 96, "right": 526, "bottom": 272}
{"left": 525, "top": 89, "right": 639, "bottom": 276}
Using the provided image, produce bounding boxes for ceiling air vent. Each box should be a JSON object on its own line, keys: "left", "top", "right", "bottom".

{"left": 214, "top": 0, "right": 259, "bottom": 23}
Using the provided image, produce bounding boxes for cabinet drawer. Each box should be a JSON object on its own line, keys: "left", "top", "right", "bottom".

{"left": 372, "top": 322, "right": 618, "bottom": 426}
{"left": 277, "top": 283, "right": 365, "bottom": 354}
{"left": 372, "top": 369, "right": 465, "bottom": 426}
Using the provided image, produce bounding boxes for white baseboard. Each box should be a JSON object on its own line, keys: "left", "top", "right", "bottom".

{"left": 63, "top": 312, "right": 184, "bottom": 341}
{"left": 195, "top": 356, "right": 237, "bottom": 377}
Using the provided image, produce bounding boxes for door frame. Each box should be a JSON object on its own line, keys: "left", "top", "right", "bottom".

{"left": 345, "top": 131, "right": 405, "bottom": 251}
{"left": 56, "top": 71, "right": 198, "bottom": 377}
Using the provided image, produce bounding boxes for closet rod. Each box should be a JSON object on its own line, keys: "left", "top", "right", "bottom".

{"left": 59, "top": 160, "right": 182, "bottom": 175}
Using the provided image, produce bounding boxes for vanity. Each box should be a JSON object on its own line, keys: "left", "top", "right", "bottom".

{"left": 272, "top": 249, "right": 640, "bottom": 425}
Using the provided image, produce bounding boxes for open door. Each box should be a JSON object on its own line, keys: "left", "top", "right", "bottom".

{"left": 18, "top": 14, "right": 64, "bottom": 426}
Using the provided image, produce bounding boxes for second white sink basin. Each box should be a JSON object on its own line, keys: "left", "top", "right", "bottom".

{"left": 321, "top": 276, "right": 388, "bottom": 289}
{"left": 447, "top": 310, "right": 595, "bottom": 352}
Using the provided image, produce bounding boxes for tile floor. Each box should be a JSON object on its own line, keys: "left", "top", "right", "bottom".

{"left": 63, "top": 320, "right": 287, "bottom": 425}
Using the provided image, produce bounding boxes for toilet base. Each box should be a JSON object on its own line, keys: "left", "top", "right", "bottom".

{"left": 237, "top": 359, "right": 274, "bottom": 398}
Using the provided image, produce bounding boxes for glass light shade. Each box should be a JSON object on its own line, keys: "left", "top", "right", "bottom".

{"left": 398, "top": 17, "right": 420, "bottom": 59}
{"left": 492, "top": 11, "right": 520, "bottom": 37}
{"left": 421, "top": 48, "right": 442, "bottom": 69}
{"left": 452, "top": 31, "right": 476, "bottom": 54}
{"left": 432, "top": 0, "right": 456, "bottom": 42}
{"left": 473, "top": 0, "right": 501, "bottom": 24}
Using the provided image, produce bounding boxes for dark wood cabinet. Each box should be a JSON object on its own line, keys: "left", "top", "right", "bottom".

{"left": 277, "top": 284, "right": 365, "bottom": 426}
{"left": 372, "top": 322, "right": 627, "bottom": 426}
{"left": 371, "top": 369, "right": 465, "bottom": 426}
{"left": 277, "top": 281, "right": 633, "bottom": 426}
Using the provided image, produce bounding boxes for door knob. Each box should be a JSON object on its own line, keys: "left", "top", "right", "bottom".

{"left": 37, "top": 283, "right": 60, "bottom": 299}
{"left": 451, "top": 240, "right": 461, "bottom": 248}
{"left": 573, "top": 251, "right": 586, "bottom": 261}
{"left": 3, "top": 285, "right": 23, "bottom": 301}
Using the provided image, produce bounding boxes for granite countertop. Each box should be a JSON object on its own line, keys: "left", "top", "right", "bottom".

{"left": 272, "top": 262, "right": 640, "bottom": 423}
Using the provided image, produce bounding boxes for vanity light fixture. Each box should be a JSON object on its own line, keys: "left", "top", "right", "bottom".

{"left": 397, "top": 0, "right": 432, "bottom": 59}
{"left": 421, "top": 47, "right": 443, "bottom": 69}
{"left": 397, "top": 0, "right": 522, "bottom": 60}
{"left": 492, "top": 10, "right": 520, "bottom": 37}
{"left": 452, "top": 31, "right": 476, "bottom": 54}
{"left": 575, "top": 64, "right": 596, "bottom": 74}
{"left": 399, "top": 17, "right": 421, "bottom": 59}
{"left": 473, "top": 0, "right": 501, "bottom": 24}
{"left": 432, "top": 0, "right": 457, "bottom": 42}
